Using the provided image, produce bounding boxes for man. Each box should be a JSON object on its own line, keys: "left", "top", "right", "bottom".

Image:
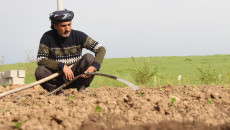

{"left": 35, "top": 9, "right": 106, "bottom": 95}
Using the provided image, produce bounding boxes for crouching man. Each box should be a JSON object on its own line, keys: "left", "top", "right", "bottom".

{"left": 35, "top": 9, "right": 106, "bottom": 95}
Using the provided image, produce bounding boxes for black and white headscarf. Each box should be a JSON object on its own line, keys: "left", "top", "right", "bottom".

{"left": 49, "top": 9, "right": 74, "bottom": 22}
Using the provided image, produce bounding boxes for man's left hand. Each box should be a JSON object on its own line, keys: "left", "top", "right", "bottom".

{"left": 82, "top": 66, "right": 96, "bottom": 78}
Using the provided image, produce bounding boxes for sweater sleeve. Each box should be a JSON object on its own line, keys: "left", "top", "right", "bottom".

{"left": 83, "top": 37, "right": 106, "bottom": 71}
{"left": 36, "top": 44, "right": 64, "bottom": 71}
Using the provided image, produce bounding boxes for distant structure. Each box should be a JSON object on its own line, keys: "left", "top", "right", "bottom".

{"left": 0, "top": 70, "right": 25, "bottom": 86}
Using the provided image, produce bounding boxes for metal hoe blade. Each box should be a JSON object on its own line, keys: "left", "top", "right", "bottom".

{"left": 45, "top": 72, "right": 139, "bottom": 96}
{"left": 116, "top": 78, "right": 139, "bottom": 90}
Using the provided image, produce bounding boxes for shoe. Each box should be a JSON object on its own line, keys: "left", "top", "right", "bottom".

{"left": 78, "top": 85, "right": 87, "bottom": 94}
{"left": 56, "top": 89, "right": 65, "bottom": 96}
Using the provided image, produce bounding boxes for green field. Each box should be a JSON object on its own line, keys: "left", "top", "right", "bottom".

{"left": 0, "top": 54, "right": 230, "bottom": 87}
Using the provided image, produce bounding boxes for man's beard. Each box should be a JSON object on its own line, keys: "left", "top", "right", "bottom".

{"left": 59, "top": 31, "right": 71, "bottom": 37}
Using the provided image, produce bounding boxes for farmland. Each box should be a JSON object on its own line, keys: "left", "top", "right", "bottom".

{"left": 0, "top": 54, "right": 230, "bottom": 129}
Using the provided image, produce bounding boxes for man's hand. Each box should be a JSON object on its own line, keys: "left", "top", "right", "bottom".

{"left": 82, "top": 66, "right": 96, "bottom": 78}
{"left": 63, "top": 65, "right": 74, "bottom": 80}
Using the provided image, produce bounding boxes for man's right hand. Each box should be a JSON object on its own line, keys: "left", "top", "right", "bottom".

{"left": 63, "top": 65, "right": 74, "bottom": 80}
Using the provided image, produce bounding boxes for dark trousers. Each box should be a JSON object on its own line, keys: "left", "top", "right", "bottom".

{"left": 35, "top": 53, "right": 95, "bottom": 92}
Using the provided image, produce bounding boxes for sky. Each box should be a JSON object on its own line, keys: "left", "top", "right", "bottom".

{"left": 0, "top": 0, "right": 229, "bottom": 64}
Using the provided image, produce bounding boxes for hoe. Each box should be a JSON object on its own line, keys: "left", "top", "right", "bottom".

{"left": 0, "top": 71, "right": 139, "bottom": 98}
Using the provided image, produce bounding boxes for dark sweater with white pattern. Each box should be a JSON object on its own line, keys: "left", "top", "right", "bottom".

{"left": 36, "top": 29, "right": 106, "bottom": 71}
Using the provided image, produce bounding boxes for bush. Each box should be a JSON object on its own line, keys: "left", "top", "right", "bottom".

{"left": 133, "top": 60, "right": 158, "bottom": 85}
{"left": 197, "top": 66, "right": 219, "bottom": 85}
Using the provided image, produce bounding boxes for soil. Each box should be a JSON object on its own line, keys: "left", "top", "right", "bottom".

{"left": 1, "top": 84, "right": 230, "bottom": 130}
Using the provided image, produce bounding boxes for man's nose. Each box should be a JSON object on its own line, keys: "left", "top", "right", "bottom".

{"left": 66, "top": 26, "right": 71, "bottom": 31}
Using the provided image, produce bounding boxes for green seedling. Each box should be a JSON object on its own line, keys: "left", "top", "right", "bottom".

{"left": 170, "top": 97, "right": 176, "bottom": 108}
{"left": 21, "top": 99, "right": 26, "bottom": 106}
{"left": 38, "top": 103, "right": 42, "bottom": 108}
{"left": 137, "top": 91, "right": 144, "bottom": 97}
{"left": 3, "top": 82, "right": 9, "bottom": 88}
{"left": 170, "top": 98, "right": 176, "bottom": 104}
{"left": 67, "top": 95, "right": 75, "bottom": 101}
{"left": 207, "top": 98, "right": 213, "bottom": 104}
{"left": 160, "top": 87, "right": 164, "bottom": 91}
{"left": 12, "top": 121, "right": 22, "bottom": 130}
{"left": 94, "top": 105, "right": 101, "bottom": 113}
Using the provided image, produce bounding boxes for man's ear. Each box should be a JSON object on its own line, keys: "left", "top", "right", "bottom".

{"left": 53, "top": 24, "right": 58, "bottom": 29}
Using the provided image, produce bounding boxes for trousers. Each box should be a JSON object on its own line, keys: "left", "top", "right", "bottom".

{"left": 35, "top": 53, "right": 95, "bottom": 92}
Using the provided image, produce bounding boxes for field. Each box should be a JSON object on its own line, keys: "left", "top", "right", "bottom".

{"left": 0, "top": 55, "right": 230, "bottom": 129}
{"left": 1, "top": 54, "right": 230, "bottom": 86}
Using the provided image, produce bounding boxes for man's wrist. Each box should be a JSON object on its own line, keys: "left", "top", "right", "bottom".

{"left": 58, "top": 62, "right": 65, "bottom": 70}
{"left": 92, "top": 62, "right": 100, "bottom": 71}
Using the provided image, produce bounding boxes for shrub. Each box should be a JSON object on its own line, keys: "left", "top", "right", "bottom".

{"left": 197, "top": 66, "right": 219, "bottom": 85}
{"left": 132, "top": 60, "right": 158, "bottom": 85}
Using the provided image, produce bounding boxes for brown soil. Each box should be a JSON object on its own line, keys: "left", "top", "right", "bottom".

{"left": 1, "top": 84, "right": 230, "bottom": 130}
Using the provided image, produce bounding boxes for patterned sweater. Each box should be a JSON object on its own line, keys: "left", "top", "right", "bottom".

{"left": 36, "top": 29, "right": 106, "bottom": 71}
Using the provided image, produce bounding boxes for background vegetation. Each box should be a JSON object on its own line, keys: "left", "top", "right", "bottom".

{"left": 0, "top": 54, "right": 230, "bottom": 87}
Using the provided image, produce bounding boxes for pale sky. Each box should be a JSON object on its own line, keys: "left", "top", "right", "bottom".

{"left": 0, "top": 0, "right": 229, "bottom": 64}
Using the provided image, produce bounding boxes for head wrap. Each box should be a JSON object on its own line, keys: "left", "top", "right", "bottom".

{"left": 49, "top": 9, "right": 74, "bottom": 22}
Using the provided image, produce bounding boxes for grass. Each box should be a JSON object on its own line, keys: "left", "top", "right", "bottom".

{"left": 94, "top": 54, "right": 230, "bottom": 87}
{"left": 0, "top": 54, "right": 230, "bottom": 87}
{"left": 0, "top": 63, "right": 37, "bottom": 84}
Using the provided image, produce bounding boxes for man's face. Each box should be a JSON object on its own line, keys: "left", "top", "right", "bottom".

{"left": 54, "top": 21, "right": 72, "bottom": 37}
